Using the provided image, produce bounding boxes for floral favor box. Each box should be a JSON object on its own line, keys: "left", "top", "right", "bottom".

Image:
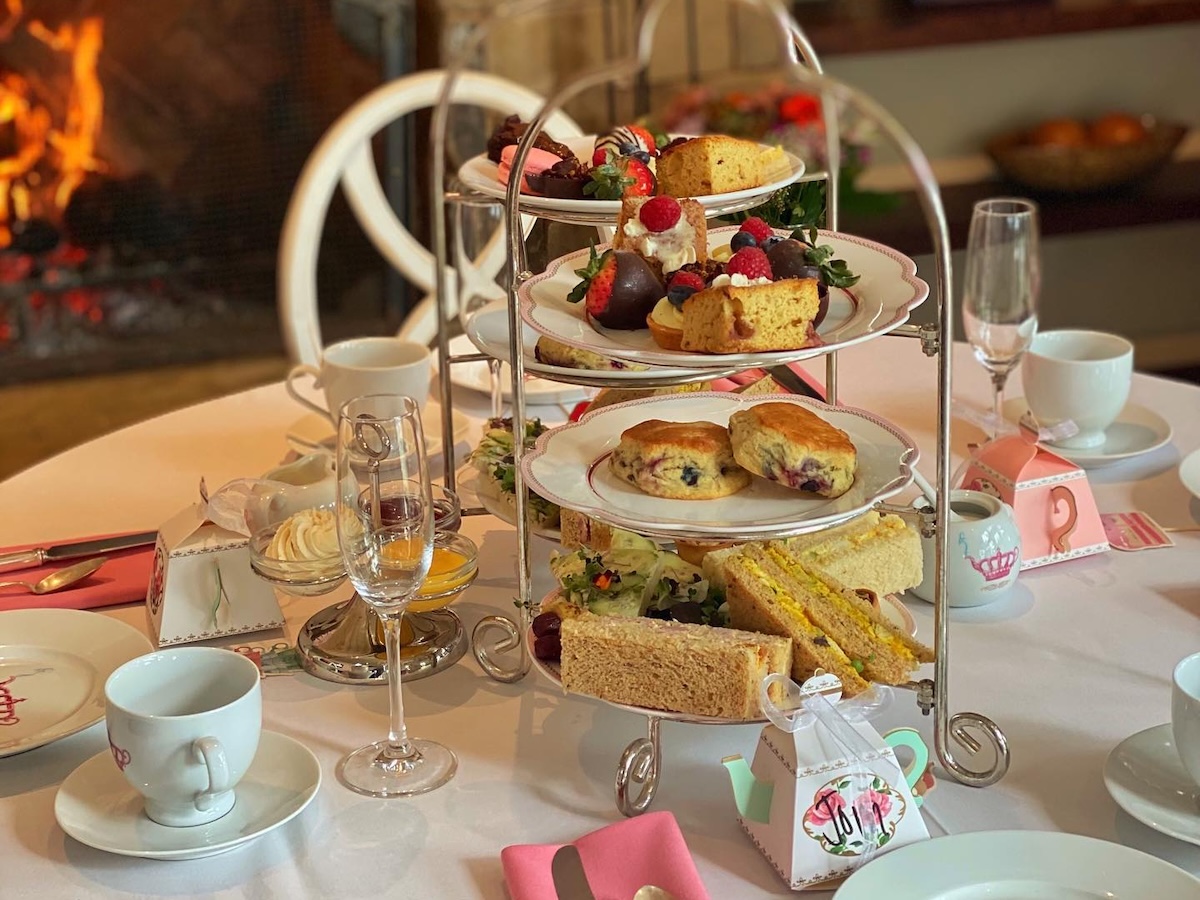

{"left": 147, "top": 501, "right": 284, "bottom": 647}
{"left": 723, "top": 675, "right": 930, "bottom": 891}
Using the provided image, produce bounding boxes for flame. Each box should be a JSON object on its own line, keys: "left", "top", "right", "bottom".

{"left": 0, "top": 7, "right": 105, "bottom": 246}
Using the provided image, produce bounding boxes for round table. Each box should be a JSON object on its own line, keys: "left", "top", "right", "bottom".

{"left": 1, "top": 339, "right": 1198, "bottom": 898}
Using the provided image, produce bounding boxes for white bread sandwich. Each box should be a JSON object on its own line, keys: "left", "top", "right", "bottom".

{"left": 701, "top": 511, "right": 922, "bottom": 599}
{"left": 721, "top": 543, "right": 933, "bottom": 697}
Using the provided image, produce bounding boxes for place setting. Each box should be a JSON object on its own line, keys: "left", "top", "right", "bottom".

{"left": 1103, "top": 651, "right": 1200, "bottom": 848}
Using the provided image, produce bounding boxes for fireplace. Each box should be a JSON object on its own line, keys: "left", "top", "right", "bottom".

{"left": 0, "top": 0, "right": 412, "bottom": 384}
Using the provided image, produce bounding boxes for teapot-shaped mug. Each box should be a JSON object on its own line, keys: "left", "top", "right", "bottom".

{"left": 911, "top": 489, "right": 1021, "bottom": 608}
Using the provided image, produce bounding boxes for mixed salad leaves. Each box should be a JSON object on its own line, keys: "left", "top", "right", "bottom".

{"left": 550, "top": 540, "right": 727, "bottom": 626}
{"left": 469, "top": 417, "right": 561, "bottom": 528}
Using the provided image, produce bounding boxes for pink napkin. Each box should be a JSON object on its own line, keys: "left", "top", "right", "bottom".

{"left": 0, "top": 533, "right": 155, "bottom": 612}
{"left": 501, "top": 811, "right": 710, "bottom": 900}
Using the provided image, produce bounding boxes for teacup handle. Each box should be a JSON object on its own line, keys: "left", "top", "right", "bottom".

{"left": 285, "top": 364, "right": 332, "bottom": 423}
{"left": 883, "top": 727, "right": 930, "bottom": 805}
{"left": 192, "top": 736, "right": 231, "bottom": 812}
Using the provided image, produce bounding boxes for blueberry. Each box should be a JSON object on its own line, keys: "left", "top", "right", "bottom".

{"left": 730, "top": 231, "right": 757, "bottom": 251}
{"left": 681, "top": 465, "right": 701, "bottom": 486}
{"left": 667, "top": 284, "right": 697, "bottom": 307}
{"left": 629, "top": 150, "right": 651, "bottom": 164}
{"left": 761, "top": 235, "right": 784, "bottom": 251}
{"left": 618, "top": 141, "right": 639, "bottom": 156}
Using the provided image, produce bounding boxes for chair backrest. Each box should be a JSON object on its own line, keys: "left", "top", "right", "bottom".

{"left": 277, "top": 69, "right": 583, "bottom": 365}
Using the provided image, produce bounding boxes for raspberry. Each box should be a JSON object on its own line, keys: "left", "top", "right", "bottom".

{"left": 726, "top": 246, "right": 773, "bottom": 280}
{"left": 667, "top": 270, "right": 705, "bottom": 293}
{"left": 638, "top": 195, "right": 681, "bottom": 232}
{"left": 738, "top": 217, "right": 774, "bottom": 245}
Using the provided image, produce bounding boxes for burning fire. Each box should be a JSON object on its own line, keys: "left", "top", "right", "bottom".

{"left": 0, "top": 1, "right": 105, "bottom": 246}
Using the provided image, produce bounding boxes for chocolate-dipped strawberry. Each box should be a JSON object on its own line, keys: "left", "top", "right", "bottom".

{"left": 767, "top": 231, "right": 863, "bottom": 329}
{"left": 567, "top": 245, "right": 665, "bottom": 330}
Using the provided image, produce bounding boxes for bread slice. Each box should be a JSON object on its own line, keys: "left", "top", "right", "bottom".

{"left": 656, "top": 135, "right": 772, "bottom": 196}
{"left": 558, "top": 611, "right": 793, "bottom": 719}
{"left": 681, "top": 280, "right": 820, "bottom": 354}
{"left": 614, "top": 196, "right": 707, "bottom": 277}
{"left": 723, "top": 552, "right": 870, "bottom": 696}
{"left": 703, "top": 511, "right": 922, "bottom": 599}
{"left": 751, "top": 544, "right": 933, "bottom": 680}
{"left": 728, "top": 401, "right": 857, "bottom": 498}
{"left": 778, "top": 511, "right": 923, "bottom": 598}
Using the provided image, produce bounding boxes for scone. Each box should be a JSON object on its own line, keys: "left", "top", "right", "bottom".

{"left": 681, "top": 279, "right": 821, "bottom": 353}
{"left": 609, "top": 419, "right": 751, "bottom": 500}
{"left": 534, "top": 335, "right": 647, "bottom": 372}
{"left": 728, "top": 402, "right": 857, "bottom": 498}
{"left": 613, "top": 195, "right": 707, "bottom": 277}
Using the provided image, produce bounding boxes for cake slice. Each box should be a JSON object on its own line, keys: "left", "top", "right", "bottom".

{"left": 728, "top": 401, "right": 857, "bottom": 498}
{"left": 613, "top": 195, "right": 707, "bottom": 277}
{"left": 656, "top": 135, "right": 778, "bottom": 196}
{"left": 558, "top": 611, "right": 793, "bottom": 719}
{"left": 680, "top": 279, "right": 820, "bottom": 354}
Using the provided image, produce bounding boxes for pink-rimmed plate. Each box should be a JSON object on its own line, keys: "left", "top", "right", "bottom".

{"left": 522, "top": 392, "right": 918, "bottom": 540}
{"left": 518, "top": 227, "right": 929, "bottom": 370}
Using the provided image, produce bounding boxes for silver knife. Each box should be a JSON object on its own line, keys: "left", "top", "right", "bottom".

{"left": 766, "top": 365, "right": 825, "bottom": 401}
{"left": 0, "top": 531, "right": 158, "bottom": 572}
{"left": 550, "top": 844, "right": 596, "bottom": 900}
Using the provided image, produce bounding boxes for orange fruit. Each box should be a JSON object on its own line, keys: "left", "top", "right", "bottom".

{"left": 1027, "top": 118, "right": 1089, "bottom": 148}
{"left": 1088, "top": 113, "right": 1149, "bottom": 146}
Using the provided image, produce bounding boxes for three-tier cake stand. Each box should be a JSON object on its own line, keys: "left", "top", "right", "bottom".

{"left": 427, "top": 0, "right": 1010, "bottom": 816}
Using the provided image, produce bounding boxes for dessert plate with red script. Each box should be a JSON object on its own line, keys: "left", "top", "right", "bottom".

{"left": 0, "top": 609, "right": 152, "bottom": 758}
{"left": 522, "top": 392, "right": 918, "bottom": 541}
{"left": 457, "top": 136, "right": 806, "bottom": 226}
{"left": 520, "top": 227, "right": 928, "bottom": 370}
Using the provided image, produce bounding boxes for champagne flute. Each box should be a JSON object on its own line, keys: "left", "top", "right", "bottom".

{"left": 334, "top": 393, "right": 456, "bottom": 797}
{"left": 961, "top": 198, "right": 1041, "bottom": 435}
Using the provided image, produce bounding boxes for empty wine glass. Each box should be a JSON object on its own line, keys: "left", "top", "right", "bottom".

{"left": 334, "top": 393, "right": 456, "bottom": 797}
{"left": 961, "top": 198, "right": 1041, "bottom": 435}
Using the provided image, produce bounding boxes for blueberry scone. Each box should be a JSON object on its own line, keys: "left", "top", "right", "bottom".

{"left": 728, "top": 402, "right": 857, "bottom": 498}
{"left": 608, "top": 420, "right": 751, "bottom": 500}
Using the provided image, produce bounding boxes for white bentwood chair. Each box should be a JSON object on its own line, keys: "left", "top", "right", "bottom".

{"left": 277, "top": 69, "right": 585, "bottom": 365}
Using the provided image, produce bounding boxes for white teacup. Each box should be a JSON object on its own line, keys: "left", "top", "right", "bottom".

{"left": 1021, "top": 330, "right": 1133, "bottom": 450}
{"left": 911, "top": 490, "right": 1022, "bottom": 608}
{"left": 104, "top": 647, "right": 262, "bottom": 827}
{"left": 286, "top": 337, "right": 431, "bottom": 425}
{"left": 1172, "top": 651, "right": 1200, "bottom": 786}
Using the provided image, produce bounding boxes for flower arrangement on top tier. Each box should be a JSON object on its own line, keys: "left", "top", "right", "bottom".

{"left": 656, "top": 83, "right": 898, "bottom": 228}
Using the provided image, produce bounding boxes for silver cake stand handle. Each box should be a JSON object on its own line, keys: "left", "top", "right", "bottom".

{"left": 616, "top": 716, "right": 662, "bottom": 817}
{"left": 939, "top": 711, "right": 1011, "bottom": 787}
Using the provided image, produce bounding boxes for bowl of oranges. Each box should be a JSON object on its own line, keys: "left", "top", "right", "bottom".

{"left": 986, "top": 113, "right": 1187, "bottom": 193}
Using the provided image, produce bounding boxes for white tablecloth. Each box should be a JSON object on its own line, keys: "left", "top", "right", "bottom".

{"left": 1, "top": 340, "right": 1198, "bottom": 898}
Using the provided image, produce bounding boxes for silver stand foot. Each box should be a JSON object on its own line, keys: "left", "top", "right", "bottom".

{"left": 471, "top": 614, "right": 531, "bottom": 683}
{"left": 298, "top": 595, "right": 466, "bottom": 684}
{"left": 616, "top": 716, "right": 662, "bottom": 817}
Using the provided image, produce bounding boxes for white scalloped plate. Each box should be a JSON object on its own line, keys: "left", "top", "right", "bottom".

{"left": 457, "top": 136, "right": 806, "bottom": 224}
{"left": 522, "top": 392, "right": 918, "bottom": 540}
{"left": 519, "top": 227, "right": 929, "bottom": 369}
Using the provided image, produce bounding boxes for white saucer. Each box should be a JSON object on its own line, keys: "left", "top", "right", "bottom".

{"left": 55, "top": 730, "right": 321, "bottom": 860}
{"left": 1104, "top": 723, "right": 1200, "bottom": 846}
{"left": 433, "top": 334, "right": 592, "bottom": 406}
{"left": 1180, "top": 448, "right": 1200, "bottom": 502}
{"left": 1004, "top": 399, "right": 1173, "bottom": 468}
{"left": 0, "top": 609, "right": 152, "bottom": 758}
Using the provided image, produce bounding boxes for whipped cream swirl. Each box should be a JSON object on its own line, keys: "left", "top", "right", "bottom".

{"left": 267, "top": 507, "right": 341, "bottom": 561}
